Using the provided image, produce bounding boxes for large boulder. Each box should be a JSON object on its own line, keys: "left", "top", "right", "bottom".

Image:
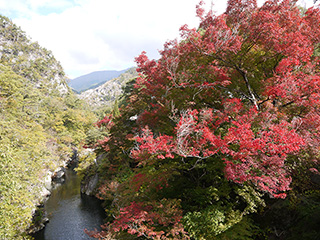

{"left": 81, "top": 173, "right": 99, "bottom": 196}
{"left": 51, "top": 167, "right": 66, "bottom": 183}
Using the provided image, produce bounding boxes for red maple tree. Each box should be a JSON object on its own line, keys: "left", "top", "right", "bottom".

{"left": 133, "top": 0, "right": 320, "bottom": 198}
{"left": 89, "top": 0, "right": 320, "bottom": 238}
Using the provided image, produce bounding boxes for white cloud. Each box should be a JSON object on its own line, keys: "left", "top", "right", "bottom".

{"left": 8, "top": 0, "right": 207, "bottom": 78}
{"left": 2, "top": 0, "right": 317, "bottom": 79}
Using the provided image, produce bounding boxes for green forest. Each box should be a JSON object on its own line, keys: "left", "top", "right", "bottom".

{"left": 0, "top": 15, "right": 97, "bottom": 238}
{"left": 1, "top": 0, "right": 320, "bottom": 239}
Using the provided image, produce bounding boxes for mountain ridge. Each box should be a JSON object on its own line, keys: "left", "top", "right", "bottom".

{"left": 69, "top": 69, "right": 131, "bottom": 92}
{"left": 78, "top": 67, "right": 138, "bottom": 109}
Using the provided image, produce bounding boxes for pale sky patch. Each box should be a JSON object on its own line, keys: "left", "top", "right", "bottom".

{"left": 0, "top": 0, "right": 317, "bottom": 79}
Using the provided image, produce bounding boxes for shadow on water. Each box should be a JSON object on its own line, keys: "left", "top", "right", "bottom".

{"left": 33, "top": 169, "right": 105, "bottom": 240}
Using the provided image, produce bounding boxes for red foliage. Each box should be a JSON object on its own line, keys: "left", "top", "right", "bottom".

{"left": 131, "top": 0, "right": 320, "bottom": 198}
{"left": 131, "top": 126, "right": 175, "bottom": 162}
{"left": 132, "top": 102, "right": 305, "bottom": 198}
{"left": 90, "top": 0, "right": 320, "bottom": 238}
{"left": 84, "top": 114, "right": 114, "bottom": 150}
{"left": 95, "top": 114, "right": 114, "bottom": 129}
{"left": 86, "top": 200, "right": 188, "bottom": 239}
{"left": 111, "top": 200, "right": 189, "bottom": 239}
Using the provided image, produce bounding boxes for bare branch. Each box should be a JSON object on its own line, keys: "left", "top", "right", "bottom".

{"left": 235, "top": 66, "right": 260, "bottom": 110}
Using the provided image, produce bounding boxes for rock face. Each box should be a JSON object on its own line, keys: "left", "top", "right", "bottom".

{"left": 51, "top": 167, "right": 66, "bottom": 183}
{"left": 0, "top": 15, "right": 69, "bottom": 94}
{"left": 28, "top": 205, "right": 50, "bottom": 234}
{"left": 78, "top": 67, "right": 138, "bottom": 109}
{"left": 81, "top": 173, "right": 99, "bottom": 196}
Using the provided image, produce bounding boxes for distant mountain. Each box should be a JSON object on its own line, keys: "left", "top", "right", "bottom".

{"left": 78, "top": 67, "right": 138, "bottom": 109}
{"left": 69, "top": 69, "right": 129, "bottom": 92}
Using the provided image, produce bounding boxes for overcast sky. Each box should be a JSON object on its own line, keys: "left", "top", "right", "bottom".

{"left": 0, "top": 0, "right": 316, "bottom": 79}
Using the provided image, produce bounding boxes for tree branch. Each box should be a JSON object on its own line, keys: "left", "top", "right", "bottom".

{"left": 235, "top": 66, "right": 260, "bottom": 110}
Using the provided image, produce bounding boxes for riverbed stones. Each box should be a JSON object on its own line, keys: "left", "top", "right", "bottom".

{"left": 51, "top": 167, "right": 66, "bottom": 183}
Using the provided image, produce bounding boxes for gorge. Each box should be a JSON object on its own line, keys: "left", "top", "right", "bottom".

{"left": 2, "top": 1, "right": 320, "bottom": 239}
{"left": 32, "top": 167, "right": 105, "bottom": 240}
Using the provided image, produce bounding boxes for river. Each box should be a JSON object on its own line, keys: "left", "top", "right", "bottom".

{"left": 33, "top": 168, "right": 106, "bottom": 240}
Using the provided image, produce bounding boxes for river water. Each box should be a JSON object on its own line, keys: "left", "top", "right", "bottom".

{"left": 33, "top": 168, "right": 106, "bottom": 240}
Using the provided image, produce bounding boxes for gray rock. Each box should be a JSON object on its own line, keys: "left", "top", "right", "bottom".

{"left": 51, "top": 167, "right": 66, "bottom": 183}
{"left": 44, "top": 171, "right": 53, "bottom": 191}
{"left": 81, "top": 173, "right": 99, "bottom": 196}
{"left": 78, "top": 68, "right": 138, "bottom": 109}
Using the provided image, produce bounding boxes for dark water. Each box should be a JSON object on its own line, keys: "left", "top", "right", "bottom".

{"left": 33, "top": 169, "right": 105, "bottom": 240}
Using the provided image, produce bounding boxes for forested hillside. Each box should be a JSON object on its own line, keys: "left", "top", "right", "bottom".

{"left": 2, "top": 0, "right": 320, "bottom": 239}
{"left": 82, "top": 1, "right": 320, "bottom": 239}
{"left": 0, "top": 15, "right": 97, "bottom": 239}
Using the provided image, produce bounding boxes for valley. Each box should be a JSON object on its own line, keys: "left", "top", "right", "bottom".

{"left": 1, "top": 1, "right": 320, "bottom": 239}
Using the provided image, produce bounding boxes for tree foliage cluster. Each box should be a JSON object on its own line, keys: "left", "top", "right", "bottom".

{"left": 0, "top": 15, "right": 97, "bottom": 239}
{"left": 83, "top": 0, "right": 320, "bottom": 239}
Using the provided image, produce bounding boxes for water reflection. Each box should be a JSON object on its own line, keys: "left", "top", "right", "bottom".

{"left": 33, "top": 169, "right": 105, "bottom": 240}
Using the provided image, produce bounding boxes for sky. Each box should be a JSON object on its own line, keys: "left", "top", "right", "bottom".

{"left": 0, "top": 0, "right": 317, "bottom": 79}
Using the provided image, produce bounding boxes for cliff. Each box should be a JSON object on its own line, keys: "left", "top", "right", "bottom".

{"left": 0, "top": 15, "right": 69, "bottom": 94}
{"left": 78, "top": 67, "right": 138, "bottom": 109}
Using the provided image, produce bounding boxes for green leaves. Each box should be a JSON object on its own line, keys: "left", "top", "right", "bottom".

{"left": 183, "top": 206, "right": 242, "bottom": 239}
{"left": 0, "top": 119, "right": 45, "bottom": 239}
{"left": 0, "top": 16, "right": 98, "bottom": 238}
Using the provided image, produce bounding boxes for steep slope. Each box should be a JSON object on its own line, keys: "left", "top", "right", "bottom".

{"left": 0, "top": 15, "right": 69, "bottom": 94}
{"left": 78, "top": 67, "right": 138, "bottom": 109}
{"left": 0, "top": 15, "right": 97, "bottom": 239}
{"left": 69, "top": 69, "right": 128, "bottom": 92}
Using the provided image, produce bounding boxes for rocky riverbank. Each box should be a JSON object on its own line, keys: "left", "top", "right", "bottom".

{"left": 28, "top": 149, "right": 105, "bottom": 235}
{"left": 28, "top": 151, "right": 77, "bottom": 235}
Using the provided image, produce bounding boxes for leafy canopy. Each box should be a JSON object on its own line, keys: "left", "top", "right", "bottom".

{"left": 88, "top": 0, "right": 320, "bottom": 239}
